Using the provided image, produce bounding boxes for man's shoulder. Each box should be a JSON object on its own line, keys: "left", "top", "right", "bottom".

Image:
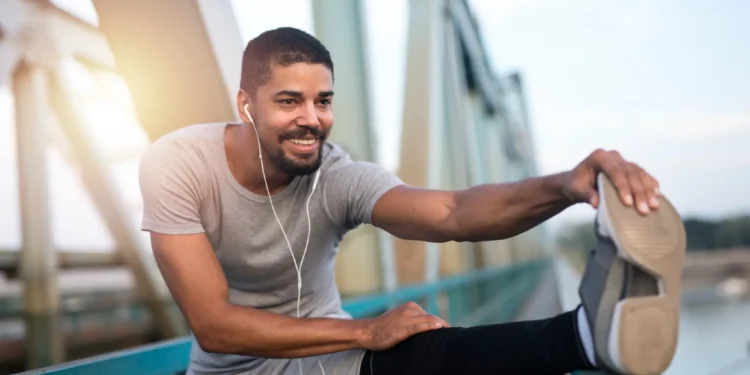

{"left": 319, "top": 141, "right": 359, "bottom": 173}
{"left": 321, "top": 141, "right": 350, "bottom": 162}
{"left": 318, "top": 141, "right": 399, "bottom": 183}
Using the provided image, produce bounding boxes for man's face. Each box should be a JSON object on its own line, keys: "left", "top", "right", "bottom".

{"left": 243, "top": 63, "right": 334, "bottom": 176}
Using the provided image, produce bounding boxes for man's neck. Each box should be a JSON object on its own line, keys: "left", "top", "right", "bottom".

{"left": 225, "top": 124, "right": 292, "bottom": 195}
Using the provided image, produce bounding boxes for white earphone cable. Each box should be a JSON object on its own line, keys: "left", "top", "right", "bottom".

{"left": 244, "top": 106, "right": 325, "bottom": 375}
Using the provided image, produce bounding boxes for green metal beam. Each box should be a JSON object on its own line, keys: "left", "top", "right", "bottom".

{"left": 311, "top": 0, "right": 376, "bottom": 162}
{"left": 311, "top": 0, "right": 395, "bottom": 295}
{"left": 13, "top": 62, "right": 65, "bottom": 368}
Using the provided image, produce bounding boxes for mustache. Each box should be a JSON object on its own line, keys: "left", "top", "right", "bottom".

{"left": 279, "top": 126, "right": 326, "bottom": 141}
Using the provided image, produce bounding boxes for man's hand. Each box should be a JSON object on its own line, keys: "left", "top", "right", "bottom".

{"left": 361, "top": 302, "right": 449, "bottom": 351}
{"left": 564, "top": 149, "right": 661, "bottom": 214}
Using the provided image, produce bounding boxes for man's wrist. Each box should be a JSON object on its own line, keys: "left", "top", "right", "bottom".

{"left": 351, "top": 318, "right": 374, "bottom": 349}
{"left": 545, "top": 171, "right": 575, "bottom": 204}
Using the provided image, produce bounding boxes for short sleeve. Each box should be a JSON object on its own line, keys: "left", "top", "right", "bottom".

{"left": 321, "top": 155, "right": 405, "bottom": 229}
{"left": 139, "top": 140, "right": 206, "bottom": 235}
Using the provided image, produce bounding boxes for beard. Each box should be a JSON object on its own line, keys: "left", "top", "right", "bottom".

{"left": 272, "top": 146, "right": 324, "bottom": 176}
{"left": 265, "top": 126, "right": 327, "bottom": 176}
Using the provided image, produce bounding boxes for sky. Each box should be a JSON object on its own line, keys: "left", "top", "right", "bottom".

{"left": 468, "top": 0, "right": 750, "bottom": 225}
{"left": 0, "top": 0, "right": 748, "bottom": 251}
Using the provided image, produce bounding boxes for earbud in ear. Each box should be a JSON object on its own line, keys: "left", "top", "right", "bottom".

{"left": 243, "top": 103, "right": 255, "bottom": 125}
{"left": 244, "top": 103, "right": 262, "bottom": 160}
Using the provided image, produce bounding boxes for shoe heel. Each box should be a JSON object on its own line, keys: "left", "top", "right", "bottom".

{"left": 614, "top": 297, "right": 679, "bottom": 375}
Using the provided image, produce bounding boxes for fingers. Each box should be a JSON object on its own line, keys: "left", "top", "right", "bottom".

{"left": 622, "top": 162, "right": 661, "bottom": 214}
{"left": 405, "top": 301, "right": 426, "bottom": 314}
{"left": 594, "top": 150, "right": 661, "bottom": 214}
{"left": 401, "top": 301, "right": 450, "bottom": 329}
{"left": 406, "top": 302, "right": 450, "bottom": 326}
{"left": 397, "top": 301, "right": 450, "bottom": 329}
{"left": 638, "top": 167, "right": 660, "bottom": 210}
{"left": 596, "top": 150, "right": 633, "bottom": 206}
{"left": 415, "top": 311, "right": 450, "bottom": 328}
{"left": 589, "top": 193, "right": 600, "bottom": 209}
{"left": 625, "top": 163, "right": 649, "bottom": 213}
{"left": 396, "top": 301, "right": 426, "bottom": 318}
{"left": 371, "top": 302, "right": 450, "bottom": 351}
{"left": 418, "top": 314, "right": 450, "bottom": 328}
{"left": 409, "top": 314, "right": 446, "bottom": 334}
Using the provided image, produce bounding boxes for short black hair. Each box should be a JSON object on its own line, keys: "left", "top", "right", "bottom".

{"left": 240, "top": 27, "right": 334, "bottom": 96}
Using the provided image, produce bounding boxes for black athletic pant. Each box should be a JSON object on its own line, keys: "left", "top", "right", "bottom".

{"left": 359, "top": 309, "right": 596, "bottom": 375}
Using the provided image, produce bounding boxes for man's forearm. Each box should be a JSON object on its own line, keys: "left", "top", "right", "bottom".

{"left": 199, "top": 303, "right": 370, "bottom": 358}
{"left": 450, "top": 171, "right": 574, "bottom": 242}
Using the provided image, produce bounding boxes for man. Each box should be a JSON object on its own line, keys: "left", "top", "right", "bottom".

{"left": 139, "top": 27, "right": 686, "bottom": 375}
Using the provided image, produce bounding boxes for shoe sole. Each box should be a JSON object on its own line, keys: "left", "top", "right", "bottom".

{"left": 598, "top": 174, "right": 686, "bottom": 375}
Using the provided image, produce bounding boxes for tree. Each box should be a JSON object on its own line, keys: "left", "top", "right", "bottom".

{"left": 556, "top": 214, "right": 750, "bottom": 253}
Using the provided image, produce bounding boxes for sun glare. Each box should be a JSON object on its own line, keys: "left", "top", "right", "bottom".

{"left": 0, "top": 57, "right": 153, "bottom": 251}
{"left": 51, "top": 58, "right": 152, "bottom": 250}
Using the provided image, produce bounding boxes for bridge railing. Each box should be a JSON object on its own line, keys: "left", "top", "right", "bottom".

{"left": 16, "top": 259, "right": 550, "bottom": 375}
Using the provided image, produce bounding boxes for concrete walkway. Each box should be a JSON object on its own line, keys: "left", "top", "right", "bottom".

{"left": 554, "top": 255, "right": 583, "bottom": 311}
{"left": 516, "top": 262, "right": 563, "bottom": 321}
{"left": 515, "top": 255, "right": 583, "bottom": 322}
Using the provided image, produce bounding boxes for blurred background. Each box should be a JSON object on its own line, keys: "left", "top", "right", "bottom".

{"left": 0, "top": 0, "right": 749, "bottom": 374}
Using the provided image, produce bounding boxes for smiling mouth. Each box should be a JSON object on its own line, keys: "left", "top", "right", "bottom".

{"left": 284, "top": 138, "right": 320, "bottom": 154}
{"left": 288, "top": 138, "right": 317, "bottom": 146}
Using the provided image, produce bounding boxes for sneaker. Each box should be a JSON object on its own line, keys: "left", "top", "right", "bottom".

{"left": 578, "top": 173, "right": 687, "bottom": 375}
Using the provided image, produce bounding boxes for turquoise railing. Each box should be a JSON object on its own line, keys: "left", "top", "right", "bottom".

{"left": 15, "top": 259, "right": 549, "bottom": 375}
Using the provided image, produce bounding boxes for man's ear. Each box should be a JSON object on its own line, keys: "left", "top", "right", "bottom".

{"left": 236, "top": 89, "right": 252, "bottom": 123}
{"left": 243, "top": 103, "right": 256, "bottom": 126}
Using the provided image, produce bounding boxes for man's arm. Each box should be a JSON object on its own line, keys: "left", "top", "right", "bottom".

{"left": 151, "top": 232, "right": 446, "bottom": 357}
{"left": 371, "top": 149, "right": 661, "bottom": 243}
{"left": 371, "top": 172, "right": 572, "bottom": 243}
{"left": 151, "top": 232, "right": 367, "bottom": 357}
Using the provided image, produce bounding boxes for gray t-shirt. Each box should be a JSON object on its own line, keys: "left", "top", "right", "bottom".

{"left": 139, "top": 123, "right": 404, "bottom": 375}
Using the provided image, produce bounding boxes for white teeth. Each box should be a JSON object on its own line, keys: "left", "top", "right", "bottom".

{"left": 289, "top": 139, "right": 316, "bottom": 146}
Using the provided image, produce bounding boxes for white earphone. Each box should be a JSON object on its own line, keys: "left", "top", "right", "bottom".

{"left": 243, "top": 104, "right": 324, "bottom": 375}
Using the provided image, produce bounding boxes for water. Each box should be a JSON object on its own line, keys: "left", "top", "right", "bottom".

{"left": 670, "top": 299, "right": 750, "bottom": 375}
{"left": 554, "top": 257, "right": 750, "bottom": 375}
